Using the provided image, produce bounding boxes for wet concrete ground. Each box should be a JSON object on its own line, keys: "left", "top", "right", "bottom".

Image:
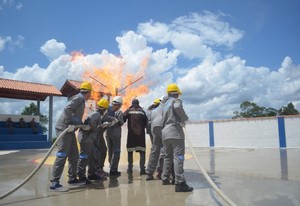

{"left": 0, "top": 146, "right": 299, "bottom": 206}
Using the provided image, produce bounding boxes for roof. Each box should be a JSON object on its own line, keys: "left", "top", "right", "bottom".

{"left": 60, "top": 79, "right": 82, "bottom": 97}
{"left": 0, "top": 78, "right": 62, "bottom": 101}
{"left": 60, "top": 79, "right": 111, "bottom": 98}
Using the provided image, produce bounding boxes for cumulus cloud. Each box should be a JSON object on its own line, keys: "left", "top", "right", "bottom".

{"left": 1, "top": 11, "right": 299, "bottom": 125}
{"left": 40, "top": 39, "right": 66, "bottom": 61}
{"left": 137, "top": 11, "right": 244, "bottom": 60}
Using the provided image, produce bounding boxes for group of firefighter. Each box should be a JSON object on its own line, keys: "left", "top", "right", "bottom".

{"left": 49, "top": 81, "right": 193, "bottom": 193}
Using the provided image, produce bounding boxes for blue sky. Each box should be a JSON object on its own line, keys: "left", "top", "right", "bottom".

{"left": 1, "top": 0, "right": 300, "bottom": 121}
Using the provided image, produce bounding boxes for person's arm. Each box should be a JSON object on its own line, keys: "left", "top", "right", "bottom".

{"left": 173, "top": 99, "right": 189, "bottom": 123}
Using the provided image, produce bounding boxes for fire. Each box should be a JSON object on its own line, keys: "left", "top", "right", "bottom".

{"left": 72, "top": 52, "right": 150, "bottom": 111}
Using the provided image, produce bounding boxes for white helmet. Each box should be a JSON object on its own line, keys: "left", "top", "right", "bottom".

{"left": 112, "top": 96, "right": 123, "bottom": 105}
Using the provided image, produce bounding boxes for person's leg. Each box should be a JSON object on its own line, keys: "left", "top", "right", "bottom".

{"left": 146, "top": 127, "right": 162, "bottom": 179}
{"left": 156, "top": 142, "right": 166, "bottom": 179}
{"left": 50, "top": 129, "right": 72, "bottom": 191}
{"left": 172, "top": 139, "right": 193, "bottom": 192}
{"left": 67, "top": 133, "right": 79, "bottom": 182}
{"left": 77, "top": 141, "right": 93, "bottom": 184}
{"left": 139, "top": 151, "right": 146, "bottom": 175}
{"left": 161, "top": 139, "right": 172, "bottom": 185}
{"left": 110, "top": 135, "right": 121, "bottom": 172}
{"left": 98, "top": 134, "right": 107, "bottom": 170}
{"left": 106, "top": 135, "right": 113, "bottom": 165}
{"left": 127, "top": 151, "right": 133, "bottom": 173}
{"left": 88, "top": 143, "right": 102, "bottom": 180}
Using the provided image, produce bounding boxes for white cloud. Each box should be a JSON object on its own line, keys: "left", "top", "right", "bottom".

{"left": 0, "top": 35, "right": 24, "bottom": 51}
{"left": 1, "top": 11, "right": 299, "bottom": 127}
{"left": 0, "top": 0, "right": 22, "bottom": 11}
{"left": 0, "top": 36, "right": 12, "bottom": 51}
{"left": 137, "top": 11, "right": 244, "bottom": 60}
{"left": 40, "top": 39, "right": 66, "bottom": 61}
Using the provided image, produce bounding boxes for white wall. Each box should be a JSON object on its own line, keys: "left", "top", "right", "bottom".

{"left": 285, "top": 116, "right": 300, "bottom": 148}
{"left": 186, "top": 115, "right": 300, "bottom": 148}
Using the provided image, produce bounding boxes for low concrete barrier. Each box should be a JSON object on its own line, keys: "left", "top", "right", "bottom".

{"left": 187, "top": 115, "right": 300, "bottom": 148}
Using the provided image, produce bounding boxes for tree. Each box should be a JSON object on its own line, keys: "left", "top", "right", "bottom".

{"left": 21, "top": 102, "right": 48, "bottom": 134}
{"left": 233, "top": 101, "right": 277, "bottom": 118}
{"left": 278, "top": 102, "right": 299, "bottom": 115}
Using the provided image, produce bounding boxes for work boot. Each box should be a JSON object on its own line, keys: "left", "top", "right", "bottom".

{"left": 78, "top": 176, "right": 92, "bottom": 184}
{"left": 146, "top": 174, "right": 154, "bottom": 181}
{"left": 175, "top": 181, "right": 193, "bottom": 192}
{"left": 110, "top": 171, "right": 121, "bottom": 176}
{"left": 88, "top": 173, "right": 102, "bottom": 180}
{"left": 98, "top": 169, "right": 109, "bottom": 179}
{"left": 140, "top": 170, "right": 147, "bottom": 176}
{"left": 50, "top": 181, "right": 69, "bottom": 192}
{"left": 67, "top": 178, "right": 80, "bottom": 184}
{"left": 162, "top": 179, "right": 171, "bottom": 185}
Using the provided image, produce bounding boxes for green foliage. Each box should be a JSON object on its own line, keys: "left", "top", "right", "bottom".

{"left": 21, "top": 102, "right": 48, "bottom": 134}
{"left": 233, "top": 101, "right": 299, "bottom": 119}
{"left": 278, "top": 102, "right": 299, "bottom": 115}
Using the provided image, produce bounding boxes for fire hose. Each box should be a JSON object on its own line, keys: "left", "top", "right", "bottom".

{"left": 184, "top": 127, "right": 237, "bottom": 206}
{"left": 0, "top": 125, "right": 84, "bottom": 200}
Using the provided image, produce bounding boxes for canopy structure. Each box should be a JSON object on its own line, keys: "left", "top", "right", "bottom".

{"left": 0, "top": 78, "right": 62, "bottom": 101}
{"left": 0, "top": 78, "right": 62, "bottom": 142}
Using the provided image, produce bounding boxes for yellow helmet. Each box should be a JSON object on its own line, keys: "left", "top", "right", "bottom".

{"left": 166, "top": 83, "right": 182, "bottom": 94}
{"left": 153, "top": 98, "right": 161, "bottom": 104}
{"left": 97, "top": 98, "right": 109, "bottom": 109}
{"left": 80, "top": 82, "right": 93, "bottom": 91}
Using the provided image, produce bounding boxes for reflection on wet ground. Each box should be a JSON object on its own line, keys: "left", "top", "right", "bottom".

{"left": 0, "top": 147, "right": 299, "bottom": 206}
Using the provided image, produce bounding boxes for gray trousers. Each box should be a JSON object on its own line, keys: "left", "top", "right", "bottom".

{"left": 156, "top": 145, "right": 166, "bottom": 174}
{"left": 77, "top": 142, "right": 94, "bottom": 178}
{"left": 161, "top": 138, "right": 185, "bottom": 184}
{"left": 51, "top": 129, "right": 79, "bottom": 182}
{"left": 89, "top": 133, "right": 107, "bottom": 175}
{"left": 146, "top": 127, "right": 162, "bottom": 174}
{"left": 106, "top": 134, "right": 121, "bottom": 172}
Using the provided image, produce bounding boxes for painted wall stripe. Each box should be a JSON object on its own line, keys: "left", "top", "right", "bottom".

{"left": 277, "top": 117, "right": 287, "bottom": 148}
{"left": 209, "top": 121, "right": 215, "bottom": 147}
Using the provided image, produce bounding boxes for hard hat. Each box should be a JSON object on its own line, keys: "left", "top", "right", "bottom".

{"left": 97, "top": 98, "right": 109, "bottom": 109}
{"left": 166, "top": 83, "right": 182, "bottom": 94}
{"left": 112, "top": 96, "right": 123, "bottom": 105}
{"left": 153, "top": 98, "right": 161, "bottom": 104}
{"left": 80, "top": 82, "right": 93, "bottom": 91}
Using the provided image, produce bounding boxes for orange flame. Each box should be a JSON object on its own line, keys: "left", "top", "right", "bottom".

{"left": 71, "top": 52, "right": 150, "bottom": 111}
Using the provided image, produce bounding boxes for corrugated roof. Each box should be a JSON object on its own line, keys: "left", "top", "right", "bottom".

{"left": 0, "top": 78, "right": 62, "bottom": 101}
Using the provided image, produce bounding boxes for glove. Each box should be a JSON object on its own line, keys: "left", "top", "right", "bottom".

{"left": 110, "top": 117, "right": 118, "bottom": 127}
{"left": 82, "top": 125, "right": 91, "bottom": 131}
{"left": 100, "top": 122, "right": 111, "bottom": 128}
{"left": 179, "top": 122, "right": 186, "bottom": 127}
{"left": 71, "top": 116, "right": 82, "bottom": 125}
{"left": 68, "top": 125, "right": 76, "bottom": 132}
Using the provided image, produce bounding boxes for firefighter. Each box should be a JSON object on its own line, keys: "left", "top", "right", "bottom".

{"left": 106, "top": 96, "right": 124, "bottom": 176}
{"left": 77, "top": 98, "right": 110, "bottom": 183}
{"left": 145, "top": 98, "right": 163, "bottom": 180}
{"left": 161, "top": 83, "right": 193, "bottom": 192}
{"left": 123, "top": 99, "right": 148, "bottom": 175}
{"left": 50, "top": 82, "right": 92, "bottom": 192}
